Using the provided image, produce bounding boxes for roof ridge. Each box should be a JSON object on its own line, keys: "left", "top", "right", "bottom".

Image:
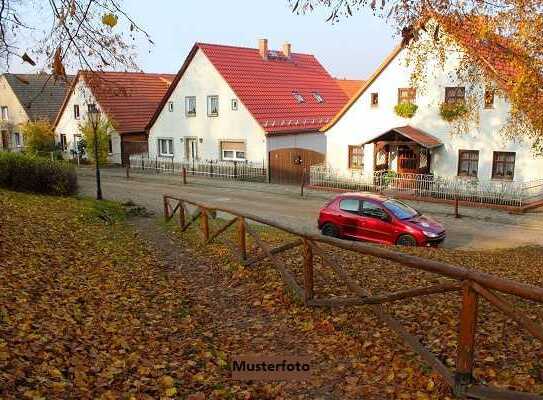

{"left": 196, "top": 41, "right": 315, "bottom": 57}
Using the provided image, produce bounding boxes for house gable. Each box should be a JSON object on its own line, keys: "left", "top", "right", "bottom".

{"left": 0, "top": 75, "right": 31, "bottom": 126}
{"left": 147, "top": 48, "right": 267, "bottom": 162}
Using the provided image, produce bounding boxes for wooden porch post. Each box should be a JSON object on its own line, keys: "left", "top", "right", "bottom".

{"left": 238, "top": 217, "right": 247, "bottom": 260}
{"left": 455, "top": 280, "right": 479, "bottom": 396}
{"left": 303, "top": 239, "right": 314, "bottom": 304}
{"left": 163, "top": 196, "right": 169, "bottom": 219}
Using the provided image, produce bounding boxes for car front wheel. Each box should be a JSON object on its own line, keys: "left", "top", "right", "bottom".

{"left": 396, "top": 234, "right": 417, "bottom": 247}
{"left": 321, "top": 223, "right": 339, "bottom": 238}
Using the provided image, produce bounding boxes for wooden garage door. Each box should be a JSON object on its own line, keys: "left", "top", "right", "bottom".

{"left": 269, "top": 148, "right": 325, "bottom": 185}
{"left": 121, "top": 134, "right": 148, "bottom": 166}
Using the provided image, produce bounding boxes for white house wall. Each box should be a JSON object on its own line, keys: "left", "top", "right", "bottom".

{"left": 326, "top": 33, "right": 543, "bottom": 182}
{"left": 148, "top": 49, "right": 267, "bottom": 164}
{"left": 266, "top": 132, "right": 326, "bottom": 154}
{"left": 55, "top": 79, "right": 121, "bottom": 163}
{"left": 0, "top": 76, "right": 29, "bottom": 151}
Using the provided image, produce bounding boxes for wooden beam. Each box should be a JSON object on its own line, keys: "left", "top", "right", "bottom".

{"left": 207, "top": 216, "right": 238, "bottom": 244}
{"left": 244, "top": 239, "right": 303, "bottom": 267}
{"left": 308, "top": 239, "right": 454, "bottom": 387}
{"left": 467, "top": 384, "right": 543, "bottom": 400}
{"left": 309, "top": 241, "right": 366, "bottom": 297}
{"left": 244, "top": 222, "right": 304, "bottom": 300}
{"left": 201, "top": 208, "right": 209, "bottom": 241}
{"left": 471, "top": 282, "right": 543, "bottom": 343}
{"left": 178, "top": 201, "right": 185, "bottom": 228}
{"left": 238, "top": 217, "right": 247, "bottom": 261}
{"left": 181, "top": 208, "right": 201, "bottom": 232}
{"left": 303, "top": 239, "right": 314, "bottom": 304}
{"left": 455, "top": 280, "right": 479, "bottom": 395}
{"left": 308, "top": 283, "right": 461, "bottom": 307}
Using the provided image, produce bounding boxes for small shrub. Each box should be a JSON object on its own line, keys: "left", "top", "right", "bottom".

{"left": 394, "top": 102, "right": 418, "bottom": 118}
{"left": 439, "top": 102, "right": 468, "bottom": 122}
{"left": 0, "top": 152, "right": 78, "bottom": 196}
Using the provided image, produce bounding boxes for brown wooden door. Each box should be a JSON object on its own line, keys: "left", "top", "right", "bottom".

{"left": 269, "top": 148, "right": 325, "bottom": 185}
{"left": 398, "top": 146, "right": 419, "bottom": 174}
{"left": 121, "top": 134, "right": 148, "bottom": 166}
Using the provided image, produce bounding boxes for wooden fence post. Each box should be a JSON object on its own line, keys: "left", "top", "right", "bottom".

{"left": 200, "top": 208, "right": 209, "bottom": 241}
{"left": 126, "top": 164, "right": 130, "bottom": 179}
{"left": 238, "top": 217, "right": 247, "bottom": 260}
{"left": 182, "top": 167, "right": 187, "bottom": 185}
{"left": 163, "top": 196, "right": 169, "bottom": 219}
{"left": 300, "top": 168, "right": 305, "bottom": 197}
{"left": 454, "top": 195, "right": 461, "bottom": 218}
{"left": 179, "top": 201, "right": 185, "bottom": 228}
{"left": 303, "top": 239, "right": 314, "bottom": 304}
{"left": 455, "top": 280, "right": 479, "bottom": 396}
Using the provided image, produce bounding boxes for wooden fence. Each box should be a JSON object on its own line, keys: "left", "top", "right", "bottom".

{"left": 163, "top": 194, "right": 543, "bottom": 399}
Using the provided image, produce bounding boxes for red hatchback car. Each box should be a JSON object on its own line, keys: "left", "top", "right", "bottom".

{"left": 318, "top": 193, "right": 446, "bottom": 246}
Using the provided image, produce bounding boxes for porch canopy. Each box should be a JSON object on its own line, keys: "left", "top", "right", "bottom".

{"left": 361, "top": 125, "right": 443, "bottom": 149}
{"left": 362, "top": 126, "right": 443, "bottom": 174}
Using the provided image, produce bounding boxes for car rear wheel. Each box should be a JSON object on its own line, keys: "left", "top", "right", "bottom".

{"left": 396, "top": 234, "right": 417, "bottom": 247}
{"left": 321, "top": 223, "right": 339, "bottom": 238}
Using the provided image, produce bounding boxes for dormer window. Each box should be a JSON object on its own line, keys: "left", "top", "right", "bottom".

{"left": 292, "top": 91, "right": 304, "bottom": 103}
{"left": 312, "top": 92, "right": 324, "bottom": 103}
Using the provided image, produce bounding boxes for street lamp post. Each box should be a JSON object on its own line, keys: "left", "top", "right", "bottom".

{"left": 89, "top": 107, "right": 103, "bottom": 200}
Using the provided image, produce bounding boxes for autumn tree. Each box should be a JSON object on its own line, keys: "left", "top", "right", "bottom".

{"left": 291, "top": 0, "right": 543, "bottom": 153}
{"left": 79, "top": 114, "right": 115, "bottom": 164}
{"left": 0, "top": 0, "right": 150, "bottom": 76}
{"left": 21, "top": 120, "right": 57, "bottom": 155}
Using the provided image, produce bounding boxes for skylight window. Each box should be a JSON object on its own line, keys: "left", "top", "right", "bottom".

{"left": 292, "top": 91, "right": 305, "bottom": 103}
{"left": 312, "top": 92, "right": 324, "bottom": 103}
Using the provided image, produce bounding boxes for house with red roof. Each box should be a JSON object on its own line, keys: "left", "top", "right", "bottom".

{"left": 54, "top": 71, "right": 175, "bottom": 164}
{"left": 146, "top": 40, "right": 348, "bottom": 184}
{"left": 322, "top": 17, "right": 543, "bottom": 183}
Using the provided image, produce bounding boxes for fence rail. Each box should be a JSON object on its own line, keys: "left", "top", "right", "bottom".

{"left": 128, "top": 153, "right": 267, "bottom": 182}
{"left": 310, "top": 164, "right": 543, "bottom": 208}
{"left": 163, "top": 193, "right": 543, "bottom": 399}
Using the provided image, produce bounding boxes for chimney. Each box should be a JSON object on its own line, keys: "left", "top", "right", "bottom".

{"left": 282, "top": 42, "right": 291, "bottom": 58}
{"left": 259, "top": 39, "right": 268, "bottom": 60}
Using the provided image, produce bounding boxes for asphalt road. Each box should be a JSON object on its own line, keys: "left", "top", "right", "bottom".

{"left": 77, "top": 168, "right": 543, "bottom": 250}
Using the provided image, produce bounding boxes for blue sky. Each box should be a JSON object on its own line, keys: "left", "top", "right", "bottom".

{"left": 123, "top": 0, "right": 398, "bottom": 79}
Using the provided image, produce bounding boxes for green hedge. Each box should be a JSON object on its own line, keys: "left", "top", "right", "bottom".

{"left": 0, "top": 152, "right": 78, "bottom": 196}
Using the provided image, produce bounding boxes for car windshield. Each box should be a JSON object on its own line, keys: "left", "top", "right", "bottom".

{"left": 383, "top": 199, "right": 419, "bottom": 220}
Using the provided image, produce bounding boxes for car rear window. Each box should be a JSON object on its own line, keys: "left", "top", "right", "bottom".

{"left": 339, "top": 198, "right": 360, "bottom": 213}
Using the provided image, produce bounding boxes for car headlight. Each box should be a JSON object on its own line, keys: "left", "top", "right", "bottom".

{"left": 423, "top": 230, "right": 439, "bottom": 238}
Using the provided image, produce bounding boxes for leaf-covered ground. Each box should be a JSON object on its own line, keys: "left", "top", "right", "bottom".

{"left": 1, "top": 189, "right": 542, "bottom": 399}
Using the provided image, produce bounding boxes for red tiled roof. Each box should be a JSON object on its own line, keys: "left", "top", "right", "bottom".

{"left": 55, "top": 71, "right": 176, "bottom": 134}
{"left": 334, "top": 79, "right": 365, "bottom": 98}
{"left": 362, "top": 125, "right": 443, "bottom": 149}
{"left": 148, "top": 43, "right": 348, "bottom": 134}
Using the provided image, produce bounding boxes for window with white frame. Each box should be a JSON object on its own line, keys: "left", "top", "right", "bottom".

{"left": 1, "top": 106, "right": 8, "bottom": 120}
{"left": 221, "top": 141, "right": 246, "bottom": 161}
{"left": 231, "top": 98, "right": 238, "bottom": 111}
{"left": 12, "top": 132, "right": 20, "bottom": 147}
{"left": 168, "top": 101, "right": 174, "bottom": 112}
{"left": 87, "top": 103, "right": 98, "bottom": 113}
{"left": 158, "top": 138, "right": 174, "bottom": 157}
{"left": 207, "top": 95, "right": 219, "bottom": 116}
{"left": 73, "top": 104, "right": 80, "bottom": 119}
{"left": 60, "top": 134, "right": 67, "bottom": 150}
{"left": 185, "top": 96, "right": 196, "bottom": 116}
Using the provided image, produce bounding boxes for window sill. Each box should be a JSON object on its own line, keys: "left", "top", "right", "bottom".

{"left": 158, "top": 154, "right": 174, "bottom": 158}
{"left": 185, "top": 113, "right": 196, "bottom": 118}
{"left": 207, "top": 114, "right": 219, "bottom": 118}
{"left": 491, "top": 177, "right": 514, "bottom": 181}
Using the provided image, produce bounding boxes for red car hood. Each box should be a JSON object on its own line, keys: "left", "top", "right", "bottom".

{"left": 404, "top": 214, "right": 445, "bottom": 234}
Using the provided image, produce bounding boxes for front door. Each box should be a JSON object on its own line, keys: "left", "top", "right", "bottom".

{"left": 398, "top": 146, "right": 419, "bottom": 174}
{"left": 185, "top": 138, "right": 197, "bottom": 161}
{"left": 1, "top": 130, "right": 9, "bottom": 150}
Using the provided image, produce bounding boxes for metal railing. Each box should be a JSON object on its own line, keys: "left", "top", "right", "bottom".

{"left": 310, "top": 164, "right": 543, "bottom": 208}
{"left": 163, "top": 194, "right": 543, "bottom": 399}
{"left": 128, "top": 153, "right": 267, "bottom": 183}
